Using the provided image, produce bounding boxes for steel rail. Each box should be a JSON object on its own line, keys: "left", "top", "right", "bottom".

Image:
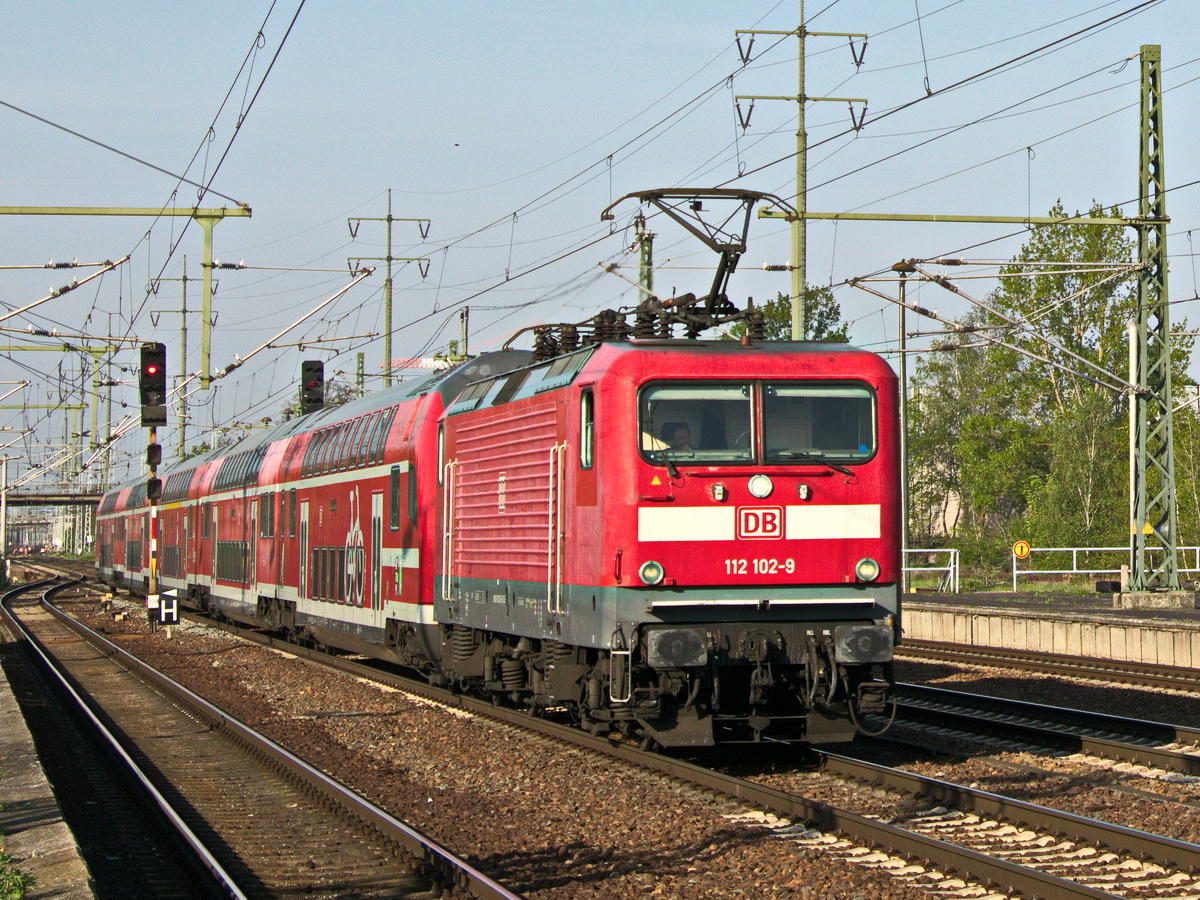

{"left": 895, "top": 681, "right": 1200, "bottom": 775}
{"left": 31, "top": 591, "right": 525, "bottom": 900}
{"left": 150, "top": 607, "right": 1128, "bottom": 899}
{"left": 901, "top": 638, "right": 1200, "bottom": 692}
{"left": 819, "top": 750, "right": 1200, "bottom": 875}
{"left": 0, "top": 579, "right": 249, "bottom": 899}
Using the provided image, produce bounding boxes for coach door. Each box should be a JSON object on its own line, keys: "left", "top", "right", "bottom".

{"left": 247, "top": 500, "right": 257, "bottom": 604}
{"left": 299, "top": 500, "right": 309, "bottom": 600}
{"left": 371, "top": 492, "right": 383, "bottom": 626}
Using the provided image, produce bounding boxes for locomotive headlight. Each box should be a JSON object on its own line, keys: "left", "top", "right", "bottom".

{"left": 855, "top": 557, "right": 880, "bottom": 582}
{"left": 638, "top": 560, "right": 665, "bottom": 585}
{"left": 747, "top": 474, "right": 774, "bottom": 499}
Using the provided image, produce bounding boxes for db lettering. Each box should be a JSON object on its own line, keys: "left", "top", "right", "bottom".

{"left": 737, "top": 506, "right": 784, "bottom": 540}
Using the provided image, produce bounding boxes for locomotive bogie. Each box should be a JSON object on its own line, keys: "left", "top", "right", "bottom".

{"left": 96, "top": 340, "right": 901, "bottom": 747}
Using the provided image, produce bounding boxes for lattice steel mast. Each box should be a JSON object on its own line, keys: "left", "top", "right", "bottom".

{"left": 1129, "top": 44, "right": 1180, "bottom": 591}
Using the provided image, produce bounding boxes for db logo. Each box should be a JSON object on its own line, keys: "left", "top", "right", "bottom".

{"left": 737, "top": 506, "right": 784, "bottom": 540}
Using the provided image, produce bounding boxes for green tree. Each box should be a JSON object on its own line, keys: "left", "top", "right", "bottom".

{"left": 908, "top": 201, "right": 1192, "bottom": 572}
{"left": 726, "top": 287, "right": 849, "bottom": 341}
{"left": 280, "top": 375, "right": 360, "bottom": 421}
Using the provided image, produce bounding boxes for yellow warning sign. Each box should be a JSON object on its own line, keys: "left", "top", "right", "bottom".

{"left": 650, "top": 475, "right": 662, "bottom": 486}
{"left": 1012, "top": 540, "right": 1031, "bottom": 559}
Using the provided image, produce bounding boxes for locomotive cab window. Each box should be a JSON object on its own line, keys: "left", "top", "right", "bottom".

{"left": 762, "top": 383, "right": 876, "bottom": 463}
{"left": 639, "top": 381, "right": 876, "bottom": 466}
{"left": 639, "top": 383, "right": 753, "bottom": 464}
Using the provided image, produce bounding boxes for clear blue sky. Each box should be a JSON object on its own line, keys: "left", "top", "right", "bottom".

{"left": 1, "top": 0, "right": 1196, "bottom": 486}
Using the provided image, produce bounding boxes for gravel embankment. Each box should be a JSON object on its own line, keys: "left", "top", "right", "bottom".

{"left": 46, "top": 588, "right": 939, "bottom": 900}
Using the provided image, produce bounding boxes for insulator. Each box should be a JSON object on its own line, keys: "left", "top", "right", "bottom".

{"left": 593, "top": 309, "right": 618, "bottom": 342}
{"left": 747, "top": 307, "right": 766, "bottom": 341}
{"left": 532, "top": 327, "right": 559, "bottom": 362}
{"left": 657, "top": 315, "right": 674, "bottom": 339}
{"left": 613, "top": 314, "right": 631, "bottom": 340}
{"left": 499, "top": 657, "right": 525, "bottom": 689}
{"left": 559, "top": 325, "right": 579, "bottom": 354}
{"left": 633, "top": 310, "right": 656, "bottom": 338}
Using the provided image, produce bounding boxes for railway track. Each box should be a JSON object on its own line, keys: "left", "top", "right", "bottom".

{"left": 38, "top": 558, "right": 1200, "bottom": 898}
{"left": 1, "top": 575, "right": 522, "bottom": 900}
{"left": 763, "top": 749, "right": 1200, "bottom": 898}
{"left": 892, "top": 681, "right": 1200, "bottom": 776}
{"left": 901, "top": 638, "right": 1200, "bottom": 693}
{"left": 269, "top": 642, "right": 1200, "bottom": 899}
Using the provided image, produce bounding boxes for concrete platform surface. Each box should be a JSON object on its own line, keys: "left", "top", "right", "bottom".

{"left": 0, "top": 643, "right": 93, "bottom": 899}
{"left": 906, "top": 592, "right": 1200, "bottom": 667}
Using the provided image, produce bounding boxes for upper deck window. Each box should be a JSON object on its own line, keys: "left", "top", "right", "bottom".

{"left": 638, "top": 380, "right": 875, "bottom": 466}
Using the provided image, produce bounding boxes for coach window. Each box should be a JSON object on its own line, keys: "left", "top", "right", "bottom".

{"left": 341, "top": 418, "right": 363, "bottom": 470}
{"left": 320, "top": 424, "right": 340, "bottom": 475}
{"left": 389, "top": 465, "right": 401, "bottom": 530}
{"left": 312, "top": 428, "right": 329, "bottom": 475}
{"left": 371, "top": 407, "right": 396, "bottom": 465}
{"left": 337, "top": 548, "right": 347, "bottom": 603}
{"left": 302, "top": 430, "right": 322, "bottom": 478}
{"left": 364, "top": 412, "right": 383, "bottom": 465}
{"left": 346, "top": 415, "right": 368, "bottom": 469}
{"left": 364, "top": 410, "right": 383, "bottom": 464}
{"left": 580, "top": 388, "right": 594, "bottom": 469}
{"left": 327, "top": 423, "right": 346, "bottom": 474}
{"left": 307, "top": 429, "right": 326, "bottom": 480}
{"left": 408, "top": 466, "right": 418, "bottom": 524}
{"left": 341, "top": 417, "right": 362, "bottom": 471}
{"left": 332, "top": 422, "right": 348, "bottom": 471}
{"left": 289, "top": 489, "right": 297, "bottom": 538}
{"left": 356, "top": 411, "right": 379, "bottom": 468}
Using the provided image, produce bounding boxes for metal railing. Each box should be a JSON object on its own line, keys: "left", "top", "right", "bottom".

{"left": 903, "top": 548, "right": 959, "bottom": 594}
{"left": 1011, "top": 545, "right": 1200, "bottom": 591}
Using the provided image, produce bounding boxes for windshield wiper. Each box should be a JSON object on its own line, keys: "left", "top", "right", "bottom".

{"left": 774, "top": 450, "right": 853, "bottom": 476}
{"left": 661, "top": 451, "right": 680, "bottom": 480}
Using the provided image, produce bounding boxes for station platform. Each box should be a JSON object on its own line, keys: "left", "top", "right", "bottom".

{"left": 904, "top": 591, "right": 1200, "bottom": 667}
{"left": 0, "top": 639, "right": 93, "bottom": 898}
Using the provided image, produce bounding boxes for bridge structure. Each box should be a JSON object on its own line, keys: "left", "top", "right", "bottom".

{"left": 6, "top": 491, "right": 101, "bottom": 508}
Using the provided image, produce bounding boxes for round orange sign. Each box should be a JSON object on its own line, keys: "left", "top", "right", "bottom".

{"left": 1012, "top": 540, "right": 1031, "bottom": 559}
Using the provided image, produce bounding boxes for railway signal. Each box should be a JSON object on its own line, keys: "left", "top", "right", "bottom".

{"left": 300, "top": 360, "right": 325, "bottom": 414}
{"left": 139, "top": 341, "right": 167, "bottom": 427}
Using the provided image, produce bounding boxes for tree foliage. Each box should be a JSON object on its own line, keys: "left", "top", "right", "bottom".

{"left": 726, "top": 287, "right": 849, "bottom": 341}
{"left": 908, "top": 202, "right": 1194, "bottom": 577}
{"left": 280, "top": 375, "right": 361, "bottom": 421}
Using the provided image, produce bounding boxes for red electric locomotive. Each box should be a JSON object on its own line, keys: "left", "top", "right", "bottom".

{"left": 96, "top": 190, "right": 901, "bottom": 747}
{"left": 96, "top": 336, "right": 900, "bottom": 747}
